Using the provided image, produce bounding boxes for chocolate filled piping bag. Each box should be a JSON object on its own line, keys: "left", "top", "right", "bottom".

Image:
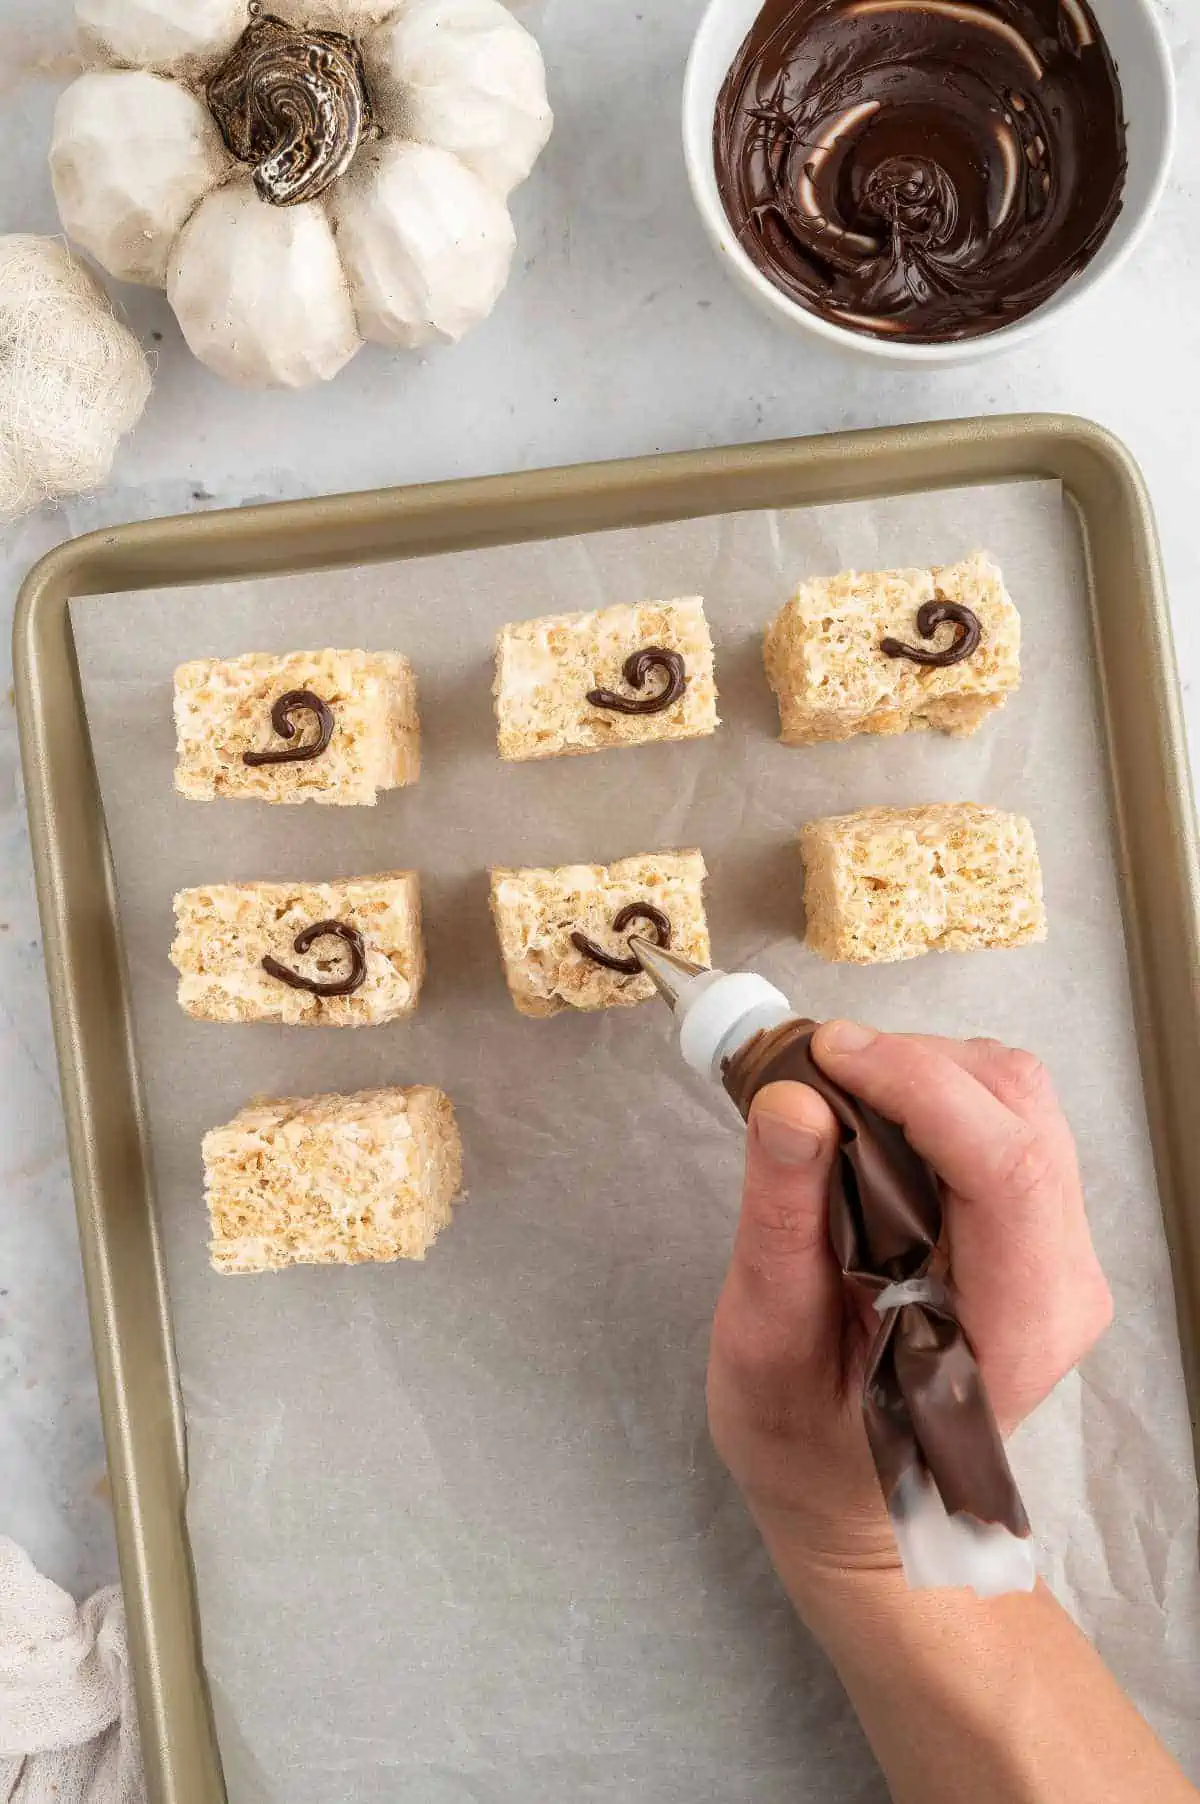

{"left": 630, "top": 936, "right": 1037, "bottom": 1599}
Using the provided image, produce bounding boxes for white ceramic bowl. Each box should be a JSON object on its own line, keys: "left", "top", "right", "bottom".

{"left": 683, "top": 0, "right": 1176, "bottom": 363}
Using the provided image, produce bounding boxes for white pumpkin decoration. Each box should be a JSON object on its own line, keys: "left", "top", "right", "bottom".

{"left": 51, "top": 0, "right": 553, "bottom": 388}
{"left": 0, "top": 235, "right": 150, "bottom": 522}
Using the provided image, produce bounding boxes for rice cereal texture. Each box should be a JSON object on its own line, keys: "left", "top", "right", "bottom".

{"left": 490, "top": 850, "right": 710, "bottom": 1016}
{"left": 204, "top": 1086, "right": 463, "bottom": 1274}
{"left": 171, "top": 872, "right": 424, "bottom": 1026}
{"left": 174, "top": 649, "right": 420, "bottom": 804}
{"left": 494, "top": 598, "right": 719, "bottom": 761}
{"left": 801, "top": 803, "right": 1046, "bottom": 965}
{"left": 764, "top": 553, "right": 1021, "bottom": 745}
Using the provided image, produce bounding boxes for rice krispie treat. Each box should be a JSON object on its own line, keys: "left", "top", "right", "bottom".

{"left": 490, "top": 850, "right": 710, "bottom": 1016}
{"left": 494, "top": 598, "right": 719, "bottom": 761}
{"left": 801, "top": 804, "right": 1045, "bottom": 965}
{"left": 174, "top": 649, "right": 420, "bottom": 804}
{"left": 765, "top": 553, "right": 1021, "bottom": 745}
{"left": 204, "top": 1086, "right": 463, "bottom": 1274}
{"left": 171, "top": 873, "right": 424, "bottom": 1026}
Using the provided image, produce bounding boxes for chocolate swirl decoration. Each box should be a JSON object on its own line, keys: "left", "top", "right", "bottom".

{"left": 587, "top": 649, "right": 688, "bottom": 718}
{"left": 714, "top": 0, "right": 1127, "bottom": 343}
{"left": 207, "top": 13, "right": 372, "bottom": 208}
{"left": 572, "top": 904, "right": 673, "bottom": 976}
{"left": 262, "top": 921, "right": 367, "bottom": 998}
{"left": 243, "top": 690, "right": 335, "bottom": 767}
{"left": 881, "top": 599, "right": 982, "bottom": 668}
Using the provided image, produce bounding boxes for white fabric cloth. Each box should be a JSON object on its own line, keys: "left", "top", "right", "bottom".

{"left": 0, "top": 1539, "right": 143, "bottom": 1804}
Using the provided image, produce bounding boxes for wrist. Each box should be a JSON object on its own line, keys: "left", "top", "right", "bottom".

{"left": 759, "top": 1539, "right": 1198, "bottom": 1804}
{"left": 759, "top": 1503, "right": 1053, "bottom": 1694}
{"left": 750, "top": 1500, "right": 906, "bottom": 1641}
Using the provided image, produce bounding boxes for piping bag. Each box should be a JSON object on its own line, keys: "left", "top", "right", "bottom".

{"left": 629, "top": 935, "right": 1037, "bottom": 1599}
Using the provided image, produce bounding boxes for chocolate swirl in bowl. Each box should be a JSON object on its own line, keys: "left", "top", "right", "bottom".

{"left": 713, "top": 0, "right": 1127, "bottom": 343}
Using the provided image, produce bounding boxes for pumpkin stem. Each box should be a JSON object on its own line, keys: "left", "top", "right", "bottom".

{"left": 207, "top": 14, "right": 372, "bottom": 208}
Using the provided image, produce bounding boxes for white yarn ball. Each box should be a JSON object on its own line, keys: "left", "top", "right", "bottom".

{"left": 0, "top": 236, "right": 151, "bottom": 522}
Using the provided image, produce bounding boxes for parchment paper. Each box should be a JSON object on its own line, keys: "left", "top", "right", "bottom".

{"left": 71, "top": 481, "right": 1200, "bottom": 1802}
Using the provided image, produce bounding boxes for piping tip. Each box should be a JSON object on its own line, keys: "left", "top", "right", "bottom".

{"left": 627, "top": 936, "right": 710, "bottom": 1012}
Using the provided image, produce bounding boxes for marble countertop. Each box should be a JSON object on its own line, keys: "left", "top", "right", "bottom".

{"left": 1, "top": 0, "right": 1197, "bottom": 1603}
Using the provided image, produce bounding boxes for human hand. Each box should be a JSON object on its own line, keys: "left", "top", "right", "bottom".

{"left": 707, "top": 1023, "right": 1113, "bottom": 1612}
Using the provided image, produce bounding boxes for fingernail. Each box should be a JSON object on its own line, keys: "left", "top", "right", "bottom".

{"left": 755, "top": 1113, "right": 824, "bottom": 1166}
{"left": 821, "top": 1020, "right": 875, "bottom": 1055}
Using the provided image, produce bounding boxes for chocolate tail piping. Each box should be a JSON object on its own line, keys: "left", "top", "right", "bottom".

{"left": 888, "top": 1468, "right": 1038, "bottom": 1598}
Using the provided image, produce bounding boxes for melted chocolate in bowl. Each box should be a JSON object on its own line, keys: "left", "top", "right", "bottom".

{"left": 713, "top": 0, "right": 1128, "bottom": 342}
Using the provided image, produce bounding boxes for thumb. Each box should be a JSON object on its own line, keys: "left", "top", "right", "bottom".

{"left": 733, "top": 1082, "right": 842, "bottom": 1367}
